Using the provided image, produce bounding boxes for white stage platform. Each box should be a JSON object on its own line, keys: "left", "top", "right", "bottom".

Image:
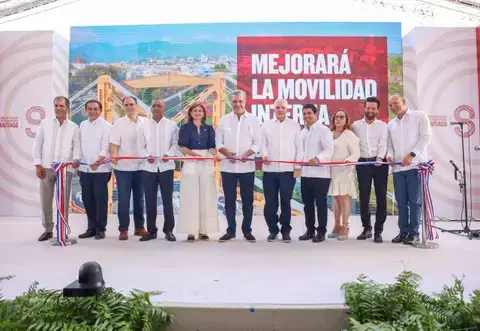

{"left": 1, "top": 215, "right": 479, "bottom": 306}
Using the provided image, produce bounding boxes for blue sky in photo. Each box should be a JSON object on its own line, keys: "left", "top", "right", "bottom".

{"left": 70, "top": 22, "right": 402, "bottom": 62}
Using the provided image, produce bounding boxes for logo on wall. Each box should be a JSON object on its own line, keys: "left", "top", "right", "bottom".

{"left": 452, "top": 105, "right": 476, "bottom": 138}
{"left": 0, "top": 116, "right": 19, "bottom": 128}
{"left": 25, "top": 106, "right": 46, "bottom": 138}
{"left": 428, "top": 115, "right": 448, "bottom": 127}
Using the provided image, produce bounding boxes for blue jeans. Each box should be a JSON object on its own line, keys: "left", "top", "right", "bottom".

{"left": 392, "top": 169, "right": 421, "bottom": 236}
{"left": 114, "top": 170, "right": 145, "bottom": 232}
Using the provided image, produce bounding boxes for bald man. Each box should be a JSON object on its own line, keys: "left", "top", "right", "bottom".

{"left": 387, "top": 95, "right": 432, "bottom": 245}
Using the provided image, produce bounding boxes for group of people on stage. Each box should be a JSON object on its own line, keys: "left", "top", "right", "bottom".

{"left": 32, "top": 90, "right": 432, "bottom": 246}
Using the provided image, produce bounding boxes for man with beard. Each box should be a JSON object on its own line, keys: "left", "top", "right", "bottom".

{"left": 387, "top": 95, "right": 432, "bottom": 245}
{"left": 352, "top": 96, "right": 388, "bottom": 243}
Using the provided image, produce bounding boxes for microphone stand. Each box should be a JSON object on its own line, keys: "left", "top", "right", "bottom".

{"left": 434, "top": 122, "right": 477, "bottom": 239}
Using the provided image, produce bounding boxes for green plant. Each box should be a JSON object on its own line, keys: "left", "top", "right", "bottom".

{"left": 0, "top": 276, "right": 174, "bottom": 331}
{"left": 341, "top": 270, "right": 480, "bottom": 331}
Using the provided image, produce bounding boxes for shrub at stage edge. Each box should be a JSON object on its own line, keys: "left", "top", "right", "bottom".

{"left": 341, "top": 270, "right": 480, "bottom": 331}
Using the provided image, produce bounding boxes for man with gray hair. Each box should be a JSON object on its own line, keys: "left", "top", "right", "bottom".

{"left": 260, "top": 98, "right": 303, "bottom": 242}
{"left": 216, "top": 89, "right": 262, "bottom": 242}
{"left": 33, "top": 96, "right": 80, "bottom": 242}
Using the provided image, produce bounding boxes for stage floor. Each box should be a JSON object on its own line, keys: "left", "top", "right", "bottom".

{"left": 1, "top": 215, "right": 479, "bottom": 306}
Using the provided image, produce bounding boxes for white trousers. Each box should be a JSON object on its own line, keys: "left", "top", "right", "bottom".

{"left": 177, "top": 149, "right": 219, "bottom": 235}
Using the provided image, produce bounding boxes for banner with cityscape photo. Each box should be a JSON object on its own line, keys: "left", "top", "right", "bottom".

{"left": 68, "top": 22, "right": 403, "bottom": 217}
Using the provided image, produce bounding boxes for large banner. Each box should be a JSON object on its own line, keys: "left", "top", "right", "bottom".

{"left": 0, "top": 31, "right": 69, "bottom": 217}
{"left": 68, "top": 22, "right": 403, "bottom": 216}
{"left": 403, "top": 27, "right": 480, "bottom": 220}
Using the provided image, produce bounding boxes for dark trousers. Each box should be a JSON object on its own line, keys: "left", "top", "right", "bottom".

{"left": 79, "top": 171, "right": 111, "bottom": 232}
{"left": 300, "top": 177, "right": 331, "bottom": 235}
{"left": 142, "top": 170, "right": 175, "bottom": 234}
{"left": 263, "top": 171, "right": 296, "bottom": 234}
{"left": 356, "top": 157, "right": 389, "bottom": 234}
{"left": 392, "top": 169, "right": 421, "bottom": 236}
{"left": 221, "top": 171, "right": 254, "bottom": 236}
{"left": 114, "top": 170, "right": 145, "bottom": 232}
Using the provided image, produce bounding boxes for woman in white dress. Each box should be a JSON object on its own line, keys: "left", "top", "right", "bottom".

{"left": 327, "top": 109, "right": 360, "bottom": 241}
{"left": 177, "top": 101, "right": 220, "bottom": 242}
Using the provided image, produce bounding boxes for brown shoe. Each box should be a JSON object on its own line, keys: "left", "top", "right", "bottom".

{"left": 134, "top": 228, "right": 148, "bottom": 237}
{"left": 119, "top": 231, "right": 128, "bottom": 240}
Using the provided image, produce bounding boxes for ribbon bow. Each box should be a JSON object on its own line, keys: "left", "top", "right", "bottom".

{"left": 51, "top": 162, "right": 73, "bottom": 246}
{"left": 418, "top": 160, "right": 438, "bottom": 240}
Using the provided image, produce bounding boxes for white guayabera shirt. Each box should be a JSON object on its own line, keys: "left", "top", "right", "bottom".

{"left": 109, "top": 115, "right": 146, "bottom": 172}
{"left": 215, "top": 111, "right": 262, "bottom": 173}
{"left": 33, "top": 117, "right": 81, "bottom": 173}
{"left": 79, "top": 117, "right": 112, "bottom": 174}
{"left": 300, "top": 120, "right": 334, "bottom": 179}
{"left": 137, "top": 117, "right": 179, "bottom": 173}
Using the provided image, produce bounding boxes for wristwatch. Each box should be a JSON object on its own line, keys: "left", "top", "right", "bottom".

{"left": 409, "top": 152, "right": 416, "bottom": 157}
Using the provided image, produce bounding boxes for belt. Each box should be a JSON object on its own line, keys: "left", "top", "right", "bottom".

{"left": 358, "top": 157, "right": 378, "bottom": 162}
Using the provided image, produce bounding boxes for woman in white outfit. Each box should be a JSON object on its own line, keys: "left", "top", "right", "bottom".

{"left": 177, "top": 101, "right": 219, "bottom": 241}
{"left": 327, "top": 109, "right": 360, "bottom": 241}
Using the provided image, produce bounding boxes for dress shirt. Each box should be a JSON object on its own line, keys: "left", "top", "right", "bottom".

{"left": 178, "top": 122, "right": 215, "bottom": 150}
{"left": 300, "top": 120, "right": 334, "bottom": 179}
{"left": 215, "top": 111, "right": 262, "bottom": 173}
{"left": 260, "top": 117, "right": 303, "bottom": 172}
{"left": 79, "top": 117, "right": 112, "bottom": 173}
{"left": 137, "top": 117, "right": 179, "bottom": 173}
{"left": 387, "top": 109, "right": 432, "bottom": 173}
{"left": 33, "top": 117, "right": 80, "bottom": 173}
{"left": 351, "top": 118, "right": 388, "bottom": 159}
{"left": 109, "top": 115, "right": 146, "bottom": 172}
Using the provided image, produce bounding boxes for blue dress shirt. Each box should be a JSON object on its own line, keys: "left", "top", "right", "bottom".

{"left": 178, "top": 122, "right": 215, "bottom": 150}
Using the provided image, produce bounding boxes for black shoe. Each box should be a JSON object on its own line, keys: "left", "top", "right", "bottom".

{"left": 198, "top": 234, "right": 209, "bottom": 240}
{"left": 38, "top": 232, "right": 52, "bottom": 241}
{"left": 219, "top": 233, "right": 235, "bottom": 242}
{"left": 244, "top": 233, "right": 256, "bottom": 243}
{"left": 140, "top": 232, "right": 157, "bottom": 242}
{"left": 403, "top": 234, "right": 419, "bottom": 245}
{"left": 78, "top": 229, "right": 96, "bottom": 239}
{"left": 282, "top": 233, "right": 291, "bottom": 243}
{"left": 267, "top": 233, "right": 277, "bottom": 242}
{"left": 357, "top": 229, "right": 372, "bottom": 240}
{"left": 299, "top": 231, "right": 315, "bottom": 241}
{"left": 373, "top": 233, "right": 383, "bottom": 243}
{"left": 392, "top": 233, "right": 408, "bottom": 243}
{"left": 165, "top": 232, "right": 176, "bottom": 242}
{"left": 187, "top": 235, "right": 195, "bottom": 242}
{"left": 95, "top": 231, "right": 106, "bottom": 240}
{"left": 312, "top": 233, "right": 326, "bottom": 243}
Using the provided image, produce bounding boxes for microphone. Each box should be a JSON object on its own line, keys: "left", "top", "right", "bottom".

{"left": 450, "top": 121, "right": 466, "bottom": 125}
{"left": 449, "top": 160, "right": 460, "bottom": 172}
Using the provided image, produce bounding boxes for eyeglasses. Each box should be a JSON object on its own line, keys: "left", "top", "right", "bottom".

{"left": 335, "top": 115, "right": 346, "bottom": 119}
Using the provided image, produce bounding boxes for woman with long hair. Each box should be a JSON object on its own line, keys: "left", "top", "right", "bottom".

{"left": 177, "top": 101, "right": 219, "bottom": 241}
{"left": 327, "top": 109, "right": 360, "bottom": 241}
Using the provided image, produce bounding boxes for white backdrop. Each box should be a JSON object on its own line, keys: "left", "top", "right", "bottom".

{"left": 0, "top": 31, "right": 69, "bottom": 216}
{"left": 403, "top": 26, "right": 480, "bottom": 220}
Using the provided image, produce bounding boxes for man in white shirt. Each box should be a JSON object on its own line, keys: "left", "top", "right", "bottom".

{"left": 387, "top": 95, "right": 432, "bottom": 245}
{"left": 137, "top": 98, "right": 179, "bottom": 242}
{"left": 33, "top": 96, "right": 80, "bottom": 242}
{"left": 109, "top": 96, "right": 147, "bottom": 241}
{"left": 261, "top": 98, "right": 303, "bottom": 243}
{"left": 352, "top": 96, "right": 389, "bottom": 244}
{"left": 298, "top": 104, "right": 334, "bottom": 243}
{"left": 216, "top": 90, "right": 262, "bottom": 243}
{"left": 77, "top": 100, "right": 112, "bottom": 240}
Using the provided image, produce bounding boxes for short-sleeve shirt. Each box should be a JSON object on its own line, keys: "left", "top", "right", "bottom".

{"left": 178, "top": 122, "right": 215, "bottom": 150}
